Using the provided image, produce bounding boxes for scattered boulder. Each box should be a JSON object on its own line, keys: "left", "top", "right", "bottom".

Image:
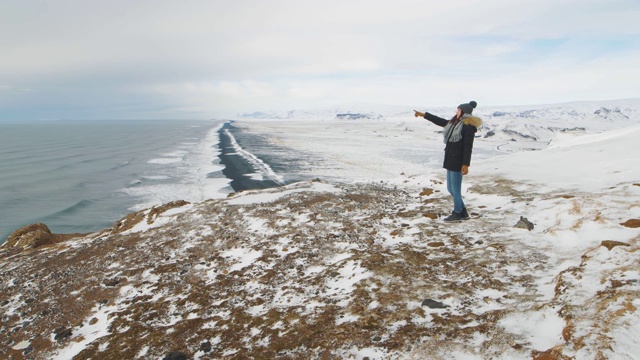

{"left": 600, "top": 240, "right": 631, "bottom": 251}
{"left": 103, "top": 278, "right": 121, "bottom": 287}
{"left": 484, "top": 130, "right": 495, "bottom": 138}
{"left": 23, "top": 345, "right": 34, "bottom": 355}
{"left": 199, "top": 341, "right": 212, "bottom": 352}
{"left": 514, "top": 216, "right": 534, "bottom": 231}
{"left": 163, "top": 352, "right": 188, "bottom": 360}
{"left": 54, "top": 327, "right": 72, "bottom": 342}
{"left": 620, "top": 219, "right": 640, "bottom": 228}
{"left": 421, "top": 299, "right": 448, "bottom": 309}
{"left": 5, "top": 223, "right": 53, "bottom": 249}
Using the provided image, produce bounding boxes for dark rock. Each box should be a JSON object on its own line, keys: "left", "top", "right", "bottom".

{"left": 484, "top": 130, "right": 496, "bottom": 138}
{"left": 200, "top": 340, "right": 212, "bottom": 352}
{"left": 1, "top": 300, "right": 9, "bottom": 307}
{"left": 514, "top": 216, "right": 534, "bottom": 231}
{"left": 104, "top": 278, "right": 120, "bottom": 287}
{"left": 23, "top": 345, "right": 34, "bottom": 355}
{"left": 54, "top": 327, "right": 73, "bottom": 342}
{"left": 372, "top": 336, "right": 382, "bottom": 342}
{"left": 421, "top": 299, "right": 448, "bottom": 309}
{"left": 99, "top": 299, "right": 109, "bottom": 305}
{"left": 163, "top": 352, "right": 188, "bottom": 360}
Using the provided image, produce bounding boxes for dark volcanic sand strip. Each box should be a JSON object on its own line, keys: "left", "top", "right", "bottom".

{"left": 215, "top": 122, "right": 284, "bottom": 192}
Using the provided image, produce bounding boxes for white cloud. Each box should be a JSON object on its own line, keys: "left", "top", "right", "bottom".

{"left": 0, "top": 0, "right": 639, "bottom": 119}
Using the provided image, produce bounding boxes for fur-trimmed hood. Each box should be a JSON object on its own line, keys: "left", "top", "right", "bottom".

{"left": 462, "top": 115, "right": 482, "bottom": 128}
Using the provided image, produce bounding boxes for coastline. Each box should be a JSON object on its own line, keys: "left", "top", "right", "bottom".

{"left": 1, "top": 119, "right": 293, "bottom": 244}
{"left": 216, "top": 121, "right": 292, "bottom": 192}
{"left": 1, "top": 120, "right": 228, "bottom": 244}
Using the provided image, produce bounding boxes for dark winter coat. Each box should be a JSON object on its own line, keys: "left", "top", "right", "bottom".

{"left": 423, "top": 112, "right": 483, "bottom": 172}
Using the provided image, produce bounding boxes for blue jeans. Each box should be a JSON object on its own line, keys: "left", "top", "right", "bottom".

{"left": 446, "top": 170, "right": 465, "bottom": 213}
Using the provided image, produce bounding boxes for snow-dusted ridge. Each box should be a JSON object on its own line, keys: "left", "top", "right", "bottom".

{"left": 1, "top": 99, "right": 639, "bottom": 359}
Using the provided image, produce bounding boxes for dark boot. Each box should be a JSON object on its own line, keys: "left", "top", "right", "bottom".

{"left": 444, "top": 211, "right": 463, "bottom": 222}
{"left": 460, "top": 208, "right": 470, "bottom": 220}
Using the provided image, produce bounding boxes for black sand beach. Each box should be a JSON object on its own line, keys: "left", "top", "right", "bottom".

{"left": 215, "top": 122, "right": 286, "bottom": 192}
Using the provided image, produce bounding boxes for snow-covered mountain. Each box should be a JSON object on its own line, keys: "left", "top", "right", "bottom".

{"left": 2, "top": 99, "right": 640, "bottom": 359}
{"left": 237, "top": 99, "right": 640, "bottom": 153}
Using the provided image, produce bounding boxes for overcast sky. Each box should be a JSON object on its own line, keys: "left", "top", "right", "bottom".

{"left": 1, "top": 0, "right": 639, "bottom": 120}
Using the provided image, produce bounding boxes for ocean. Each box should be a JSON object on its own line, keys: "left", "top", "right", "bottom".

{"left": 0, "top": 120, "right": 296, "bottom": 243}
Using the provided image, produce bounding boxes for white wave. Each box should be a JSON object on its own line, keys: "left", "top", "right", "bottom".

{"left": 246, "top": 173, "right": 265, "bottom": 181}
{"left": 123, "top": 121, "right": 232, "bottom": 210}
{"left": 147, "top": 157, "right": 183, "bottom": 164}
{"left": 224, "top": 128, "right": 285, "bottom": 185}
{"left": 141, "top": 175, "right": 170, "bottom": 180}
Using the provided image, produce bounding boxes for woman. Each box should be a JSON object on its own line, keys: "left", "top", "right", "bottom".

{"left": 414, "top": 101, "right": 482, "bottom": 222}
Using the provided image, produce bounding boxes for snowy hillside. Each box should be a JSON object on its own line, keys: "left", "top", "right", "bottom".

{"left": 1, "top": 100, "right": 640, "bottom": 359}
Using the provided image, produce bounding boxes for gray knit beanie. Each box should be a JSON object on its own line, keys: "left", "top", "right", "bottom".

{"left": 458, "top": 101, "right": 477, "bottom": 114}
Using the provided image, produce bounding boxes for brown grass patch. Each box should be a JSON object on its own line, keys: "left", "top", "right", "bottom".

{"left": 419, "top": 188, "right": 434, "bottom": 196}
{"left": 423, "top": 212, "right": 438, "bottom": 220}
{"left": 532, "top": 346, "right": 569, "bottom": 360}
{"left": 620, "top": 219, "right": 640, "bottom": 228}
{"left": 600, "top": 240, "right": 630, "bottom": 251}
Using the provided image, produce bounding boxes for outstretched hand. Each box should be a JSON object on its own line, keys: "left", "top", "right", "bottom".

{"left": 414, "top": 110, "right": 425, "bottom": 118}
